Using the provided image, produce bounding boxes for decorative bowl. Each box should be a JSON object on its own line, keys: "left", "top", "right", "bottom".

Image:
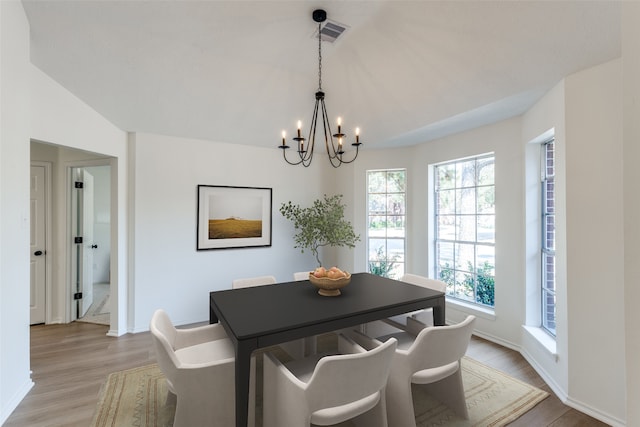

{"left": 308, "top": 272, "right": 351, "bottom": 296}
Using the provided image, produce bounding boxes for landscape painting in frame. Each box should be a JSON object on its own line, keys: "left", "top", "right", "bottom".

{"left": 197, "top": 185, "right": 272, "bottom": 250}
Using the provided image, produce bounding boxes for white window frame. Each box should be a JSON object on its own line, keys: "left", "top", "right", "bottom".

{"left": 541, "top": 139, "right": 556, "bottom": 336}
{"left": 433, "top": 154, "right": 495, "bottom": 308}
{"left": 366, "top": 169, "right": 406, "bottom": 279}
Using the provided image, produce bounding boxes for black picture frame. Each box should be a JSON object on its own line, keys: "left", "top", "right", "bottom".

{"left": 197, "top": 185, "right": 272, "bottom": 250}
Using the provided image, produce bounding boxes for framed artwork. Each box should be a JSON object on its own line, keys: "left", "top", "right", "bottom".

{"left": 197, "top": 185, "right": 272, "bottom": 250}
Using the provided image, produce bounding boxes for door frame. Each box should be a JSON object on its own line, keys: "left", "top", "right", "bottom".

{"left": 31, "top": 161, "right": 53, "bottom": 324}
{"left": 65, "top": 159, "right": 113, "bottom": 325}
{"left": 70, "top": 167, "right": 96, "bottom": 319}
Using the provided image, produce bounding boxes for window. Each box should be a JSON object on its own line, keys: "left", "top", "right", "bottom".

{"left": 367, "top": 169, "right": 406, "bottom": 279}
{"left": 541, "top": 140, "right": 556, "bottom": 335}
{"left": 434, "top": 155, "right": 495, "bottom": 307}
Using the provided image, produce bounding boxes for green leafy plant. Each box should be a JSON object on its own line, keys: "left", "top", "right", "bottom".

{"left": 473, "top": 261, "right": 495, "bottom": 306}
{"left": 368, "top": 246, "right": 398, "bottom": 278}
{"left": 438, "top": 261, "right": 495, "bottom": 307}
{"left": 280, "top": 194, "right": 360, "bottom": 267}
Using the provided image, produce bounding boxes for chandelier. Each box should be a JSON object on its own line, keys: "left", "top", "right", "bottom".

{"left": 279, "top": 9, "right": 361, "bottom": 168}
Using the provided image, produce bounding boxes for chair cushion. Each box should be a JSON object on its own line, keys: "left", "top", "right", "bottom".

{"left": 174, "top": 338, "right": 234, "bottom": 366}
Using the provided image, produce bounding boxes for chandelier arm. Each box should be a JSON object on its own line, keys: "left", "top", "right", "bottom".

{"left": 334, "top": 144, "right": 360, "bottom": 164}
{"left": 301, "top": 97, "right": 322, "bottom": 167}
{"left": 292, "top": 97, "right": 320, "bottom": 167}
{"left": 320, "top": 98, "right": 340, "bottom": 160}
{"left": 321, "top": 100, "right": 348, "bottom": 169}
{"left": 281, "top": 147, "right": 305, "bottom": 166}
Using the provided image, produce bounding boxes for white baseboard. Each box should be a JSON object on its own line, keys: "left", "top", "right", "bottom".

{"left": 564, "top": 395, "right": 626, "bottom": 427}
{"left": 513, "top": 340, "right": 626, "bottom": 427}
{"left": 46, "top": 316, "right": 64, "bottom": 324}
{"left": 519, "top": 346, "right": 567, "bottom": 400}
{"left": 0, "top": 378, "right": 34, "bottom": 425}
{"left": 470, "top": 328, "right": 520, "bottom": 353}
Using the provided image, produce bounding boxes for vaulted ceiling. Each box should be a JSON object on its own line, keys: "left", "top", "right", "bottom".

{"left": 22, "top": 1, "right": 621, "bottom": 150}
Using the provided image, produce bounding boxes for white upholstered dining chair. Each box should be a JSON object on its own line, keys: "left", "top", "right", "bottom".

{"left": 232, "top": 275, "right": 278, "bottom": 289}
{"left": 392, "top": 273, "right": 446, "bottom": 327}
{"left": 149, "top": 309, "right": 236, "bottom": 427}
{"left": 351, "top": 315, "right": 476, "bottom": 427}
{"left": 293, "top": 271, "right": 311, "bottom": 281}
{"left": 263, "top": 333, "right": 397, "bottom": 427}
{"left": 364, "top": 273, "right": 447, "bottom": 338}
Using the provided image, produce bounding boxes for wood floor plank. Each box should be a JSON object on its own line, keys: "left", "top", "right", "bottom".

{"left": 3, "top": 323, "right": 609, "bottom": 426}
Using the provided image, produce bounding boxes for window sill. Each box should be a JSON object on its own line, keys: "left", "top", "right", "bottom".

{"left": 523, "top": 325, "right": 557, "bottom": 360}
{"left": 446, "top": 298, "right": 496, "bottom": 321}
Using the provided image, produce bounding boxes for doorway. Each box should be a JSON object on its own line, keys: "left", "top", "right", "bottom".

{"left": 30, "top": 140, "right": 116, "bottom": 329}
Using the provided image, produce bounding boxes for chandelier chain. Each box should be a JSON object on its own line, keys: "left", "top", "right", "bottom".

{"left": 317, "top": 23, "right": 322, "bottom": 90}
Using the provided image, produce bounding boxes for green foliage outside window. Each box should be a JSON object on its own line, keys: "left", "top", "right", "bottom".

{"left": 439, "top": 261, "right": 495, "bottom": 307}
{"left": 471, "top": 261, "right": 495, "bottom": 306}
{"left": 368, "top": 246, "right": 398, "bottom": 278}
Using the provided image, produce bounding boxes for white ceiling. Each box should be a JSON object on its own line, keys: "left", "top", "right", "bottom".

{"left": 22, "top": 1, "right": 622, "bottom": 150}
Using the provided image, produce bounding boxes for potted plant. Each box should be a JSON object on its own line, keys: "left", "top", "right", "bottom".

{"left": 280, "top": 194, "right": 360, "bottom": 267}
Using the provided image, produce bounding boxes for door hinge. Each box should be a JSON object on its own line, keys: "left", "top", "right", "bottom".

{"left": 73, "top": 292, "right": 83, "bottom": 300}
{"left": 74, "top": 236, "right": 83, "bottom": 244}
{"left": 75, "top": 181, "right": 84, "bottom": 189}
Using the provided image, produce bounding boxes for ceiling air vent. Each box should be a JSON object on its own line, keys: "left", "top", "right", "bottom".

{"left": 315, "top": 20, "right": 349, "bottom": 43}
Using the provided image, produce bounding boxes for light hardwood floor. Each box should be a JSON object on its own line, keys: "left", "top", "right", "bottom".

{"left": 4, "top": 322, "right": 608, "bottom": 427}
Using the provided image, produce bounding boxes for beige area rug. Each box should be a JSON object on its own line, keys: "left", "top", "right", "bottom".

{"left": 91, "top": 349, "right": 548, "bottom": 427}
{"left": 91, "top": 364, "right": 175, "bottom": 427}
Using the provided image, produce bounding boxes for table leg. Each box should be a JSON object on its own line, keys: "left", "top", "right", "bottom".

{"left": 235, "top": 340, "right": 255, "bottom": 427}
{"left": 432, "top": 296, "right": 446, "bottom": 326}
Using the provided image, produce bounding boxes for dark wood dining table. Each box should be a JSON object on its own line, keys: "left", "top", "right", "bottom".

{"left": 209, "top": 272, "right": 446, "bottom": 427}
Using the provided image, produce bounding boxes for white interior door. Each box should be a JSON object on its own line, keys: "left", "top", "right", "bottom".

{"left": 82, "top": 170, "right": 96, "bottom": 316}
{"left": 74, "top": 168, "right": 95, "bottom": 317}
{"left": 30, "top": 165, "right": 46, "bottom": 324}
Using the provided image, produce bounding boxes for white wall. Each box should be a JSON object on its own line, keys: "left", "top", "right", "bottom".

{"left": 623, "top": 3, "right": 640, "bottom": 425}
{"left": 563, "top": 59, "right": 625, "bottom": 424}
{"left": 129, "top": 133, "right": 325, "bottom": 331}
{"left": 30, "top": 66, "right": 128, "bottom": 336}
{"left": 0, "top": 2, "right": 33, "bottom": 423}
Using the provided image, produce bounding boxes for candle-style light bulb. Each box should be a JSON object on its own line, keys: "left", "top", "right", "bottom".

{"left": 355, "top": 127, "right": 360, "bottom": 144}
{"left": 339, "top": 137, "right": 343, "bottom": 151}
{"left": 282, "top": 130, "right": 286, "bottom": 145}
{"left": 297, "top": 120, "right": 302, "bottom": 138}
{"left": 337, "top": 117, "right": 342, "bottom": 134}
